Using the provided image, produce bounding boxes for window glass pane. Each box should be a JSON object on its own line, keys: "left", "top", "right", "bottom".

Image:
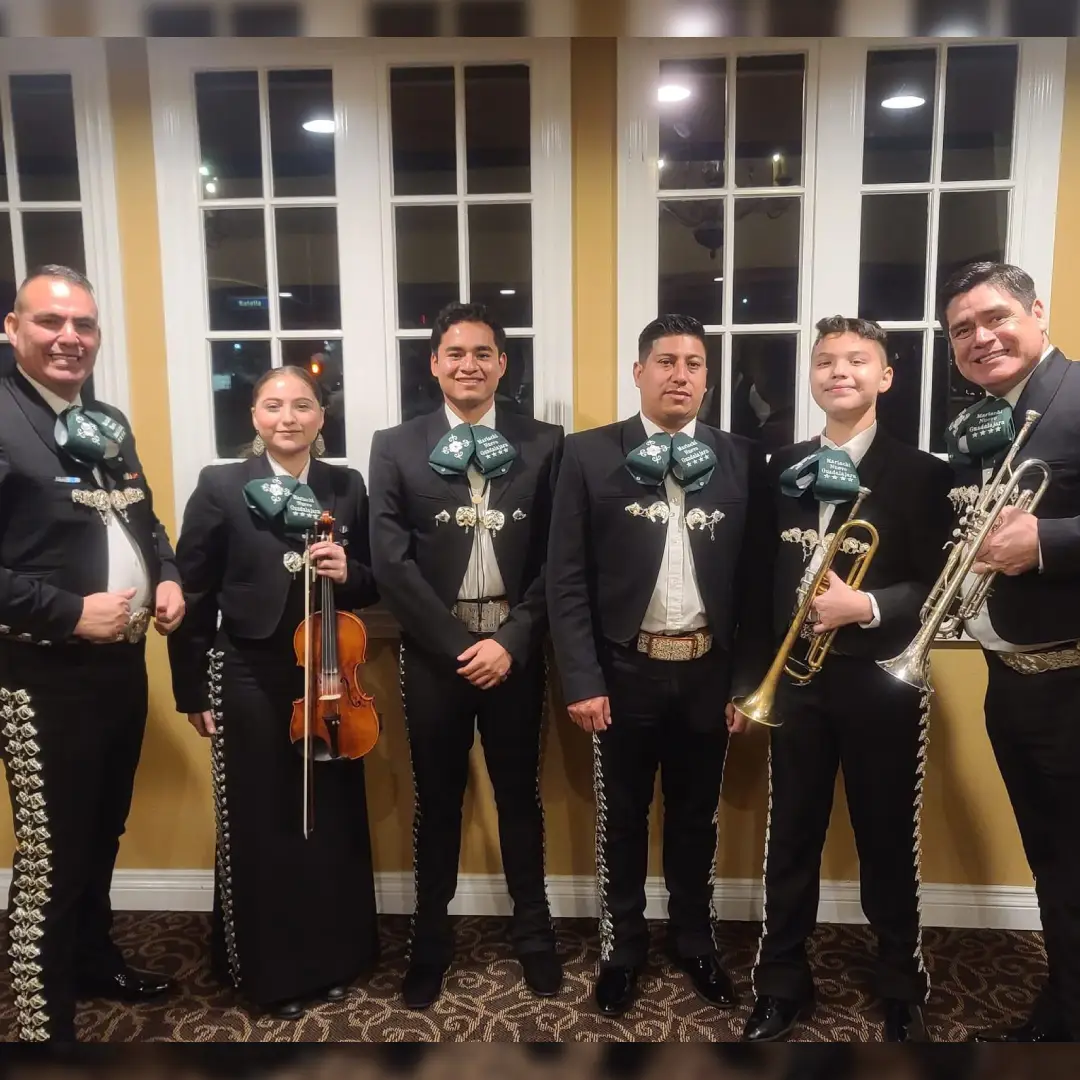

{"left": 395, "top": 204, "right": 459, "bottom": 330}
{"left": 459, "top": 0, "right": 527, "bottom": 36}
{"left": 232, "top": 3, "right": 302, "bottom": 36}
{"left": 876, "top": 330, "right": 923, "bottom": 448}
{"left": 196, "top": 72, "right": 262, "bottom": 200}
{"left": 468, "top": 203, "right": 531, "bottom": 327}
{"left": 269, "top": 70, "right": 335, "bottom": 199}
{"left": 23, "top": 212, "right": 85, "bottom": 275}
{"left": 371, "top": 1, "right": 439, "bottom": 35}
{"left": 0, "top": 212, "right": 15, "bottom": 314}
{"left": 658, "top": 58, "right": 725, "bottom": 192}
{"left": 211, "top": 340, "right": 271, "bottom": 458}
{"left": 465, "top": 65, "right": 530, "bottom": 195}
{"left": 937, "top": 189, "right": 1008, "bottom": 300}
{"left": 696, "top": 336, "right": 725, "bottom": 428}
{"left": 863, "top": 49, "right": 936, "bottom": 185}
{"left": 859, "top": 193, "right": 929, "bottom": 322}
{"left": 733, "top": 196, "right": 800, "bottom": 324}
{"left": 916, "top": 0, "right": 989, "bottom": 37}
{"left": 11, "top": 75, "right": 80, "bottom": 201}
{"left": 1008, "top": 0, "right": 1078, "bottom": 35}
{"left": 942, "top": 45, "right": 1018, "bottom": 183}
{"left": 659, "top": 199, "right": 724, "bottom": 326}
{"left": 276, "top": 207, "right": 340, "bottom": 331}
{"left": 280, "top": 339, "right": 346, "bottom": 457}
{"left": 498, "top": 337, "right": 534, "bottom": 416}
{"left": 147, "top": 5, "right": 215, "bottom": 35}
{"left": 390, "top": 67, "right": 456, "bottom": 196}
{"left": 930, "top": 329, "right": 982, "bottom": 454}
{"left": 735, "top": 54, "right": 805, "bottom": 188}
{"left": 730, "top": 333, "right": 796, "bottom": 451}
{"left": 0, "top": 111, "right": 9, "bottom": 203}
{"left": 205, "top": 208, "right": 269, "bottom": 332}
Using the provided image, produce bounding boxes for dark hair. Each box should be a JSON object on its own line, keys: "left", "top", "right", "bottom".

{"left": 937, "top": 261, "right": 1037, "bottom": 325}
{"left": 813, "top": 315, "right": 889, "bottom": 363}
{"left": 637, "top": 314, "right": 706, "bottom": 362}
{"left": 429, "top": 302, "right": 507, "bottom": 355}
{"left": 251, "top": 364, "right": 324, "bottom": 407}
{"left": 15, "top": 264, "right": 95, "bottom": 311}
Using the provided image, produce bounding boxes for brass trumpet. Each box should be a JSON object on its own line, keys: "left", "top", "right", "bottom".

{"left": 732, "top": 488, "right": 879, "bottom": 728}
{"left": 877, "top": 409, "right": 1052, "bottom": 694}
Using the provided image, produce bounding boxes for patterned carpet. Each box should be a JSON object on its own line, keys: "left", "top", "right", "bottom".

{"left": 0, "top": 912, "right": 1052, "bottom": 1045}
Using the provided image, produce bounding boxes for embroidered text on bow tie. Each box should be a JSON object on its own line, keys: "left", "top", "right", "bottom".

{"left": 779, "top": 447, "right": 861, "bottom": 504}
{"left": 429, "top": 423, "right": 516, "bottom": 479}
{"left": 55, "top": 406, "right": 129, "bottom": 470}
{"left": 624, "top": 431, "right": 716, "bottom": 492}
{"left": 944, "top": 397, "right": 1015, "bottom": 467}
{"left": 243, "top": 476, "right": 322, "bottom": 535}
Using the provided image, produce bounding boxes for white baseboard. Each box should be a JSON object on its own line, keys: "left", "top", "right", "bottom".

{"left": 0, "top": 869, "right": 1042, "bottom": 932}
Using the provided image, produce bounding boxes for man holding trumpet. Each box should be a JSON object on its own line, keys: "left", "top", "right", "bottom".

{"left": 729, "top": 316, "right": 953, "bottom": 1043}
{"left": 932, "top": 262, "right": 1080, "bottom": 1043}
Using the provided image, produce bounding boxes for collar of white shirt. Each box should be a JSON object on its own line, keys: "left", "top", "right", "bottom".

{"left": 445, "top": 401, "right": 496, "bottom": 432}
{"left": 17, "top": 363, "right": 81, "bottom": 415}
{"left": 1000, "top": 342, "right": 1054, "bottom": 408}
{"left": 266, "top": 451, "right": 311, "bottom": 486}
{"left": 639, "top": 411, "right": 697, "bottom": 441}
{"left": 819, "top": 420, "right": 877, "bottom": 465}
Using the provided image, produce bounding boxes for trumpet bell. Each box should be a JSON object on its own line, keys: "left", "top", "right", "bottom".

{"left": 876, "top": 644, "right": 932, "bottom": 694}
{"left": 730, "top": 686, "right": 783, "bottom": 729}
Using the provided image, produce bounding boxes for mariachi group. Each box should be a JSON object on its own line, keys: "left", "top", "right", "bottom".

{"left": 0, "top": 258, "right": 1077, "bottom": 1045}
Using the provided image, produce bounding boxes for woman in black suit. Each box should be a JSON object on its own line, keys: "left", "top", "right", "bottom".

{"left": 168, "top": 365, "right": 379, "bottom": 1019}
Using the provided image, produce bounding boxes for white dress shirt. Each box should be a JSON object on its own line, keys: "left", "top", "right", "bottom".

{"left": 805, "top": 423, "right": 881, "bottom": 629}
{"left": 638, "top": 413, "right": 708, "bottom": 635}
{"left": 445, "top": 402, "right": 508, "bottom": 601}
{"left": 266, "top": 450, "right": 311, "bottom": 485}
{"left": 20, "top": 365, "right": 151, "bottom": 611}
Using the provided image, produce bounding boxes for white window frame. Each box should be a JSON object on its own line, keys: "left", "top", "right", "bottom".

{"left": 149, "top": 37, "right": 572, "bottom": 531}
{"left": 0, "top": 39, "right": 129, "bottom": 414}
{"left": 617, "top": 36, "right": 1066, "bottom": 445}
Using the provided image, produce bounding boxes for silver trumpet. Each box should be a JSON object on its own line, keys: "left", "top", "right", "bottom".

{"left": 877, "top": 409, "right": 1052, "bottom": 694}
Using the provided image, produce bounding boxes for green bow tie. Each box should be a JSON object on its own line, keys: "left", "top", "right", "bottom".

{"left": 624, "top": 431, "right": 716, "bottom": 493}
{"left": 429, "top": 422, "right": 516, "bottom": 479}
{"left": 944, "top": 397, "right": 1015, "bottom": 468}
{"left": 779, "top": 446, "right": 861, "bottom": 504}
{"left": 243, "top": 475, "right": 322, "bottom": 535}
{"left": 55, "top": 405, "right": 129, "bottom": 470}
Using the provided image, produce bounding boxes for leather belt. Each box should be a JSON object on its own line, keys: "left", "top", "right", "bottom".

{"left": 636, "top": 627, "right": 713, "bottom": 662}
{"left": 453, "top": 598, "right": 510, "bottom": 635}
{"left": 996, "top": 642, "right": 1080, "bottom": 675}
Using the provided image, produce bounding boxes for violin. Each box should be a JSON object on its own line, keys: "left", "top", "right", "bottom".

{"left": 290, "top": 510, "right": 380, "bottom": 837}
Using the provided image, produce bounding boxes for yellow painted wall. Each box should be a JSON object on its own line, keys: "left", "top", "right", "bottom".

{"left": 5, "top": 37, "right": 1080, "bottom": 893}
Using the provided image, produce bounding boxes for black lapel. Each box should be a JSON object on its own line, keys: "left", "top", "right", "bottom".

{"left": 425, "top": 405, "right": 471, "bottom": 503}
{"left": 775, "top": 439, "right": 822, "bottom": 533}
{"left": 619, "top": 415, "right": 669, "bottom": 582}
{"left": 6, "top": 370, "right": 95, "bottom": 477}
{"left": 306, "top": 459, "right": 338, "bottom": 521}
{"left": 1014, "top": 348, "right": 1070, "bottom": 436}
{"left": 487, "top": 406, "right": 522, "bottom": 510}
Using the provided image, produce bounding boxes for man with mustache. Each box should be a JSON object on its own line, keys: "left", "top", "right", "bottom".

{"left": 937, "top": 262, "right": 1080, "bottom": 1043}
{"left": 0, "top": 265, "right": 184, "bottom": 1042}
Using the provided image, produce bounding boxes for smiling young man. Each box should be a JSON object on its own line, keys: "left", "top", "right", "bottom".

{"left": 729, "top": 316, "right": 954, "bottom": 1043}
{"left": 368, "top": 301, "right": 564, "bottom": 1009}
{"left": 936, "top": 262, "right": 1080, "bottom": 1043}
{"left": 546, "top": 313, "right": 770, "bottom": 1017}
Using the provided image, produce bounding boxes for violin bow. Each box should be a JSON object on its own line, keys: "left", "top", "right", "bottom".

{"left": 302, "top": 528, "right": 315, "bottom": 839}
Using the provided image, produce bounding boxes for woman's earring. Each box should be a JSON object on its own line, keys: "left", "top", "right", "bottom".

{"left": 251, "top": 433, "right": 265, "bottom": 456}
{"left": 313, "top": 433, "right": 326, "bottom": 458}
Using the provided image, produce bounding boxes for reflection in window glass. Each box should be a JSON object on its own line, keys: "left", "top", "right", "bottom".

{"left": 930, "top": 330, "right": 982, "bottom": 453}
{"left": 276, "top": 206, "right": 341, "bottom": 331}
{"left": 465, "top": 65, "right": 530, "bottom": 195}
{"left": 696, "top": 336, "right": 725, "bottom": 429}
{"left": 23, "top": 212, "right": 85, "bottom": 276}
{"left": 458, "top": 0, "right": 527, "bottom": 36}
{"left": 395, "top": 204, "right": 459, "bottom": 330}
{"left": 0, "top": 111, "right": 8, "bottom": 203}
{"left": 859, "top": 193, "right": 929, "bottom": 322}
{"left": 371, "top": 1, "right": 439, "bottom": 36}
{"left": 195, "top": 72, "right": 263, "bottom": 200}
{"left": 658, "top": 199, "right": 724, "bottom": 326}
{"left": 732, "top": 197, "right": 800, "bottom": 324}
{"left": 731, "top": 334, "right": 796, "bottom": 451}
{"left": 11, "top": 75, "right": 81, "bottom": 202}
{"left": 942, "top": 45, "right": 1018, "bottom": 183}
{"left": 658, "top": 58, "right": 726, "bottom": 192}
{"left": 468, "top": 203, "right": 531, "bottom": 326}
{"left": 204, "top": 208, "right": 269, "bottom": 332}
{"left": 876, "top": 330, "right": 923, "bottom": 447}
{"left": 269, "top": 70, "right": 335, "bottom": 199}
{"left": 937, "top": 189, "right": 1008, "bottom": 300}
{"left": 390, "top": 67, "right": 456, "bottom": 196}
{"left": 0, "top": 213, "right": 14, "bottom": 316}
{"left": 735, "top": 54, "right": 805, "bottom": 188}
{"left": 146, "top": 5, "right": 215, "bottom": 35}
{"left": 280, "top": 339, "right": 346, "bottom": 457}
{"left": 862, "top": 49, "right": 936, "bottom": 185}
{"left": 211, "top": 340, "right": 271, "bottom": 458}
{"left": 232, "top": 3, "right": 302, "bottom": 36}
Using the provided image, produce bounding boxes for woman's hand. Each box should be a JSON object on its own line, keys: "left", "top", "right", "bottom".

{"left": 308, "top": 540, "right": 348, "bottom": 583}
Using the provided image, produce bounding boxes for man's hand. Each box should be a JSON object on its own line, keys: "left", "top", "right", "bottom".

{"left": 457, "top": 639, "right": 512, "bottom": 689}
{"left": 154, "top": 580, "right": 185, "bottom": 635}
{"left": 725, "top": 702, "right": 750, "bottom": 734}
{"left": 187, "top": 710, "right": 216, "bottom": 737}
{"left": 74, "top": 588, "right": 137, "bottom": 642}
{"left": 567, "top": 696, "right": 611, "bottom": 732}
{"left": 309, "top": 540, "right": 348, "bottom": 583}
{"left": 972, "top": 504, "right": 1040, "bottom": 577}
{"left": 809, "top": 570, "right": 873, "bottom": 634}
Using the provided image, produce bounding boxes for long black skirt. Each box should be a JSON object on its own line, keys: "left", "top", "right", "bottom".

{"left": 207, "top": 630, "right": 379, "bottom": 1007}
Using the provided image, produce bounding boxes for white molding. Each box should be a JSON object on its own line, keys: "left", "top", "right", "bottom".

{"left": 0, "top": 869, "right": 1041, "bottom": 932}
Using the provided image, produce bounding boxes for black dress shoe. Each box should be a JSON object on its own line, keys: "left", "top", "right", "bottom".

{"left": 520, "top": 950, "right": 563, "bottom": 997}
{"left": 595, "top": 965, "right": 639, "bottom": 1016}
{"left": 741, "top": 994, "right": 807, "bottom": 1042}
{"left": 672, "top": 953, "right": 738, "bottom": 1007}
{"left": 970, "top": 1017, "right": 1071, "bottom": 1042}
{"left": 401, "top": 962, "right": 448, "bottom": 1010}
{"left": 77, "top": 967, "right": 176, "bottom": 1002}
{"left": 323, "top": 984, "right": 349, "bottom": 1002}
{"left": 268, "top": 999, "right": 306, "bottom": 1021}
{"left": 883, "top": 999, "right": 928, "bottom": 1042}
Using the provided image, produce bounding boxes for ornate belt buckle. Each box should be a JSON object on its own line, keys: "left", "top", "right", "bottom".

{"left": 124, "top": 608, "right": 151, "bottom": 643}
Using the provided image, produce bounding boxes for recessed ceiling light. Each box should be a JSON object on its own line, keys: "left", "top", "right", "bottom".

{"left": 882, "top": 94, "right": 926, "bottom": 110}
{"left": 657, "top": 84, "right": 691, "bottom": 103}
{"left": 302, "top": 117, "right": 336, "bottom": 134}
{"left": 499, "top": 288, "right": 516, "bottom": 295}
{"left": 279, "top": 292, "right": 293, "bottom": 298}
{"left": 204, "top": 181, "right": 217, "bottom": 194}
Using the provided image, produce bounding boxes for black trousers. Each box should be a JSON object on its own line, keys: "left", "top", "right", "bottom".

{"left": 400, "top": 636, "right": 554, "bottom": 967}
{"left": 593, "top": 640, "right": 731, "bottom": 968}
{"left": 984, "top": 655, "right": 1080, "bottom": 1039}
{"left": 0, "top": 639, "right": 148, "bottom": 1043}
{"left": 753, "top": 655, "right": 929, "bottom": 1004}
